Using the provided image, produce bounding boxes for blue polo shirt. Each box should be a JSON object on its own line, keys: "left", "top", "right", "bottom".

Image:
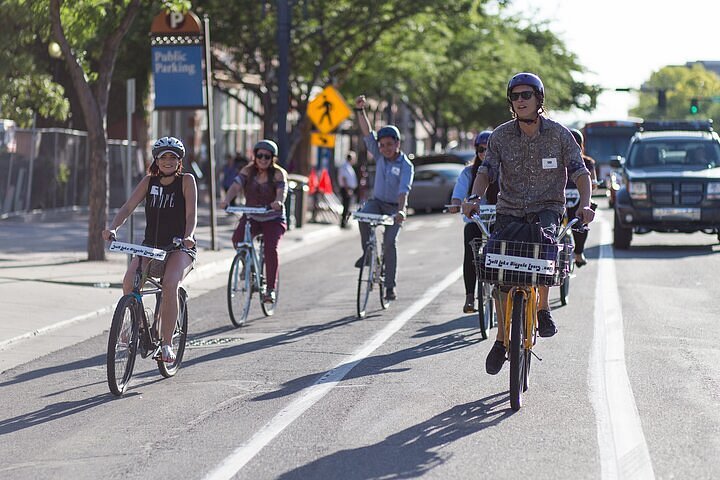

{"left": 363, "top": 133, "right": 414, "bottom": 204}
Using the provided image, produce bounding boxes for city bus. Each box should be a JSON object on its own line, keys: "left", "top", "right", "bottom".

{"left": 582, "top": 119, "right": 642, "bottom": 185}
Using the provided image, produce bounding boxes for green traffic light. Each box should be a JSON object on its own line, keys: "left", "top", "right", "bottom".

{"left": 690, "top": 98, "right": 699, "bottom": 115}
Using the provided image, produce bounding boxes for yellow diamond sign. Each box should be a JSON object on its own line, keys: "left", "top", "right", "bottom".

{"left": 307, "top": 86, "right": 351, "bottom": 134}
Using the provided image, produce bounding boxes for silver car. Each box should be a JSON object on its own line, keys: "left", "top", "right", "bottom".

{"left": 408, "top": 163, "right": 466, "bottom": 213}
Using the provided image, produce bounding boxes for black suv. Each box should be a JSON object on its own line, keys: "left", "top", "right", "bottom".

{"left": 612, "top": 120, "right": 720, "bottom": 249}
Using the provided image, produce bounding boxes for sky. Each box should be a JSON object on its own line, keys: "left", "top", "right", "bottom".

{"left": 502, "top": 0, "right": 720, "bottom": 124}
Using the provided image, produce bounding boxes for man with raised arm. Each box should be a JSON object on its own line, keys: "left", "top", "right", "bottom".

{"left": 353, "top": 95, "right": 414, "bottom": 302}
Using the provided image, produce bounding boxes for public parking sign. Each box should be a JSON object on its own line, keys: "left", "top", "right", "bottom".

{"left": 151, "top": 11, "right": 205, "bottom": 109}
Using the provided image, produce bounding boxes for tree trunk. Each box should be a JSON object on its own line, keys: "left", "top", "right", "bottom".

{"left": 86, "top": 128, "right": 109, "bottom": 260}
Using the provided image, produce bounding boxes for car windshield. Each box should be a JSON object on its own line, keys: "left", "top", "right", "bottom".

{"left": 628, "top": 140, "right": 720, "bottom": 169}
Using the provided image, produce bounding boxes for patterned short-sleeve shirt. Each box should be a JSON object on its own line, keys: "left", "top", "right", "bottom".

{"left": 478, "top": 117, "right": 590, "bottom": 217}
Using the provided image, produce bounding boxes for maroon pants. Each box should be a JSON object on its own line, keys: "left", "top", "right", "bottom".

{"left": 232, "top": 218, "right": 286, "bottom": 290}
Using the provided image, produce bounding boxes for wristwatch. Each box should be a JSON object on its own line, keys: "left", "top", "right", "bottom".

{"left": 467, "top": 194, "right": 480, "bottom": 202}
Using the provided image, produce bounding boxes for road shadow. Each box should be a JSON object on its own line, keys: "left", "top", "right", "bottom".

{"left": 276, "top": 393, "right": 511, "bottom": 480}
{"left": 251, "top": 316, "right": 481, "bottom": 402}
{"left": 608, "top": 243, "right": 717, "bottom": 259}
{"left": 0, "top": 392, "right": 116, "bottom": 436}
{"left": 182, "top": 314, "right": 363, "bottom": 369}
{"left": 0, "top": 354, "right": 104, "bottom": 388}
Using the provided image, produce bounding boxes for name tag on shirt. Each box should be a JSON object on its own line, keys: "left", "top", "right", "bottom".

{"left": 391, "top": 166, "right": 401, "bottom": 176}
{"left": 542, "top": 157, "right": 558, "bottom": 169}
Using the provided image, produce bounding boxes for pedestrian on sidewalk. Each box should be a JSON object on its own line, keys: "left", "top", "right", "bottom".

{"left": 101, "top": 136, "right": 198, "bottom": 364}
{"left": 220, "top": 139, "right": 288, "bottom": 304}
{"left": 337, "top": 150, "right": 358, "bottom": 229}
{"left": 353, "top": 95, "right": 414, "bottom": 302}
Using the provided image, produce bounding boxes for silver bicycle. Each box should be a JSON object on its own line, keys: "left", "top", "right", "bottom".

{"left": 353, "top": 211, "right": 395, "bottom": 318}
{"left": 226, "top": 206, "right": 278, "bottom": 327}
{"left": 106, "top": 238, "right": 189, "bottom": 396}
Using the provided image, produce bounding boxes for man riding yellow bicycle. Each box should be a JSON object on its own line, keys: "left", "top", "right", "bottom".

{"left": 462, "top": 72, "right": 595, "bottom": 376}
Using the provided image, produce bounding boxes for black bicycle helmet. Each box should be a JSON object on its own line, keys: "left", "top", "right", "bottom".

{"left": 253, "top": 139, "right": 279, "bottom": 157}
{"left": 570, "top": 128, "right": 584, "bottom": 148}
{"left": 377, "top": 125, "right": 401, "bottom": 141}
{"left": 507, "top": 72, "right": 545, "bottom": 106}
{"left": 474, "top": 130, "right": 492, "bottom": 146}
{"left": 152, "top": 136, "right": 185, "bottom": 159}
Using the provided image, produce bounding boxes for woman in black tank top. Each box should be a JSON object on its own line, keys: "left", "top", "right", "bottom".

{"left": 102, "top": 136, "right": 198, "bottom": 363}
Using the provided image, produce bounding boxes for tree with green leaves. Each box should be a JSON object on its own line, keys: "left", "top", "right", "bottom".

{"left": 631, "top": 64, "right": 720, "bottom": 121}
{"left": 342, "top": 7, "right": 600, "bottom": 146}
{"left": 1, "top": 1, "right": 189, "bottom": 260}
{"left": 196, "top": 0, "right": 479, "bottom": 169}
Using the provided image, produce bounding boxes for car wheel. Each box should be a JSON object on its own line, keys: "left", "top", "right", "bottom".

{"left": 613, "top": 211, "right": 632, "bottom": 249}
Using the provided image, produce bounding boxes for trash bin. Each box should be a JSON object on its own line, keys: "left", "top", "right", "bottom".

{"left": 286, "top": 174, "right": 309, "bottom": 229}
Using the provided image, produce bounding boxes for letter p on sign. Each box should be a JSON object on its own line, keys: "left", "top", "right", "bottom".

{"left": 169, "top": 11, "right": 184, "bottom": 29}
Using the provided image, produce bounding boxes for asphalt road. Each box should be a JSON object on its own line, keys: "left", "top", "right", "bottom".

{"left": 1, "top": 199, "right": 719, "bottom": 480}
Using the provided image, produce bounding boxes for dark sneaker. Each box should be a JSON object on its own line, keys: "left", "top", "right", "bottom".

{"left": 485, "top": 340, "right": 506, "bottom": 375}
{"left": 384, "top": 288, "right": 397, "bottom": 301}
{"left": 574, "top": 253, "right": 587, "bottom": 267}
{"left": 537, "top": 309, "right": 557, "bottom": 337}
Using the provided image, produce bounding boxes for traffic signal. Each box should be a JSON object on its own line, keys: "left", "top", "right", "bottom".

{"left": 690, "top": 98, "right": 699, "bottom": 115}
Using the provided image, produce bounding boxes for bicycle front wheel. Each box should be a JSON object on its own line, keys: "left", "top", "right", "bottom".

{"left": 158, "top": 287, "right": 189, "bottom": 378}
{"left": 357, "top": 248, "right": 374, "bottom": 318}
{"left": 509, "top": 291, "right": 527, "bottom": 411}
{"left": 107, "top": 295, "right": 140, "bottom": 396}
{"left": 228, "top": 251, "right": 252, "bottom": 327}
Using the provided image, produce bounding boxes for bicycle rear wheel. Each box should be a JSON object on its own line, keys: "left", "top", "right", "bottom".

{"left": 228, "top": 251, "right": 252, "bottom": 327}
{"left": 379, "top": 255, "right": 388, "bottom": 309}
{"left": 107, "top": 295, "right": 140, "bottom": 396}
{"left": 509, "top": 291, "right": 527, "bottom": 411}
{"left": 560, "top": 275, "right": 570, "bottom": 306}
{"left": 357, "top": 248, "right": 374, "bottom": 318}
{"left": 158, "top": 287, "right": 188, "bottom": 378}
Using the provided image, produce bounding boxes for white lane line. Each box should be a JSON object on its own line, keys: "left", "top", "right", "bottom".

{"left": 203, "top": 267, "right": 463, "bottom": 480}
{"left": 589, "top": 218, "right": 655, "bottom": 480}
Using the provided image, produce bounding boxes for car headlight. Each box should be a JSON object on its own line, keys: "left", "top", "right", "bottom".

{"left": 707, "top": 182, "right": 720, "bottom": 200}
{"left": 628, "top": 181, "right": 647, "bottom": 200}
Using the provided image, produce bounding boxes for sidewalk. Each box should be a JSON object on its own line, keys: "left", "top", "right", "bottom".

{"left": 0, "top": 207, "right": 349, "bottom": 373}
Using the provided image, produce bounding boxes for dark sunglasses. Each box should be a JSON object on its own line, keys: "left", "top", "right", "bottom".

{"left": 256, "top": 153, "right": 273, "bottom": 160}
{"left": 476, "top": 146, "right": 487, "bottom": 153}
{"left": 509, "top": 91, "right": 535, "bottom": 101}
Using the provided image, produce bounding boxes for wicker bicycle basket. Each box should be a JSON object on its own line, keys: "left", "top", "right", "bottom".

{"left": 470, "top": 236, "right": 572, "bottom": 287}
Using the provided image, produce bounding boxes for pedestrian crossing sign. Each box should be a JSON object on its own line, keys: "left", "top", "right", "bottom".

{"left": 310, "top": 132, "right": 336, "bottom": 148}
{"left": 307, "top": 86, "right": 351, "bottom": 134}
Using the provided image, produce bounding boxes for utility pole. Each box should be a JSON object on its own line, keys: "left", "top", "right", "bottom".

{"left": 277, "top": 0, "right": 291, "bottom": 167}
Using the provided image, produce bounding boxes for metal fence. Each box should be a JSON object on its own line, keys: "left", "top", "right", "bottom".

{"left": 0, "top": 128, "right": 139, "bottom": 215}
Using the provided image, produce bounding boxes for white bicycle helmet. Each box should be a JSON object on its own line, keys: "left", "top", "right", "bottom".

{"left": 152, "top": 136, "right": 186, "bottom": 159}
{"left": 253, "top": 139, "right": 279, "bottom": 157}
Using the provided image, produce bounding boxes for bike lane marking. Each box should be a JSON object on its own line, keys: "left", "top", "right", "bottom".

{"left": 203, "top": 266, "right": 463, "bottom": 480}
{"left": 589, "top": 217, "right": 655, "bottom": 480}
